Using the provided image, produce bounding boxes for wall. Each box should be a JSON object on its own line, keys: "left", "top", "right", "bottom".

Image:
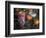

{"left": 0, "top": 0, "right": 46, "bottom": 38}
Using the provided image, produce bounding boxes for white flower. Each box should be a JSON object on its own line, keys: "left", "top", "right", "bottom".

{"left": 31, "top": 13, "right": 37, "bottom": 18}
